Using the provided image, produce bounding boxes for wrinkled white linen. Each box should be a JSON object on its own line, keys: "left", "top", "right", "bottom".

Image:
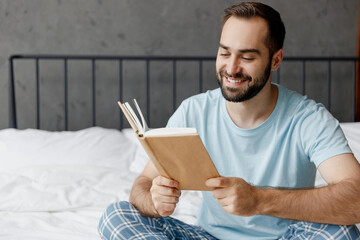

{"left": 0, "top": 209, "right": 103, "bottom": 240}
{"left": 0, "top": 165, "right": 135, "bottom": 212}
{"left": 0, "top": 164, "right": 200, "bottom": 239}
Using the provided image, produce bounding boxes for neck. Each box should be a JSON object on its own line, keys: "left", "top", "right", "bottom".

{"left": 225, "top": 81, "right": 278, "bottom": 129}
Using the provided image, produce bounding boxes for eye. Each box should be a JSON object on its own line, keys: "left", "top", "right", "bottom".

{"left": 219, "top": 53, "right": 230, "bottom": 57}
{"left": 242, "top": 57, "right": 254, "bottom": 61}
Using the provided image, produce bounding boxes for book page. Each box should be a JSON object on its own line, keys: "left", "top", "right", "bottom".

{"left": 145, "top": 128, "right": 197, "bottom": 137}
{"left": 133, "top": 99, "right": 149, "bottom": 133}
{"left": 124, "top": 102, "right": 143, "bottom": 134}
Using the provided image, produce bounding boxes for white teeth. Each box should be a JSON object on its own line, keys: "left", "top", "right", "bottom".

{"left": 227, "top": 78, "right": 245, "bottom": 83}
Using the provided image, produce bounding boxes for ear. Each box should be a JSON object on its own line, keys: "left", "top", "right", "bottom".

{"left": 271, "top": 49, "right": 283, "bottom": 71}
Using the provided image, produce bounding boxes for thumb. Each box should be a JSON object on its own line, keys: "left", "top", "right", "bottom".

{"left": 205, "top": 176, "right": 232, "bottom": 188}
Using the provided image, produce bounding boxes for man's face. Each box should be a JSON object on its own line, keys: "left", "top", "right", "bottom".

{"left": 216, "top": 16, "right": 273, "bottom": 102}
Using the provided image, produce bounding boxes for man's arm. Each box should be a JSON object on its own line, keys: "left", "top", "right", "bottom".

{"left": 206, "top": 153, "right": 360, "bottom": 225}
{"left": 129, "top": 161, "right": 181, "bottom": 217}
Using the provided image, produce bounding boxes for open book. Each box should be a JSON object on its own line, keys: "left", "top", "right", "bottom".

{"left": 118, "top": 99, "right": 220, "bottom": 191}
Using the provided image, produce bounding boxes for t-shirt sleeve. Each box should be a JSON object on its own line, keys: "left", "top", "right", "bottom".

{"left": 166, "top": 101, "right": 187, "bottom": 128}
{"left": 299, "top": 102, "right": 352, "bottom": 167}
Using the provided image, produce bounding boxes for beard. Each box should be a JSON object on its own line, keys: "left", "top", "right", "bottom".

{"left": 216, "top": 59, "right": 272, "bottom": 103}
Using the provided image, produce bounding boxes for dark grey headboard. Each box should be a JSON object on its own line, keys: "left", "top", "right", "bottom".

{"left": 9, "top": 55, "right": 360, "bottom": 130}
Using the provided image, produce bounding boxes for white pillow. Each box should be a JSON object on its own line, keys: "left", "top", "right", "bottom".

{"left": 0, "top": 127, "right": 138, "bottom": 171}
{"left": 339, "top": 122, "right": 360, "bottom": 161}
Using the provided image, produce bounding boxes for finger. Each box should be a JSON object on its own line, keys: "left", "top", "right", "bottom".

{"left": 216, "top": 196, "right": 231, "bottom": 207}
{"left": 211, "top": 187, "right": 228, "bottom": 199}
{"left": 153, "top": 202, "right": 176, "bottom": 216}
{"left": 221, "top": 205, "right": 235, "bottom": 215}
{"left": 152, "top": 195, "right": 180, "bottom": 204}
{"left": 151, "top": 184, "right": 181, "bottom": 198}
{"left": 153, "top": 176, "right": 179, "bottom": 188}
{"left": 206, "top": 176, "right": 231, "bottom": 188}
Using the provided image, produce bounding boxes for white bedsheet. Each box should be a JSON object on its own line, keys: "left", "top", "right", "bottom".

{"left": 0, "top": 165, "right": 134, "bottom": 239}
{"left": 0, "top": 165, "right": 200, "bottom": 239}
{"left": 0, "top": 127, "right": 200, "bottom": 239}
{"left": 0, "top": 123, "right": 359, "bottom": 239}
{"left": 0, "top": 207, "right": 103, "bottom": 240}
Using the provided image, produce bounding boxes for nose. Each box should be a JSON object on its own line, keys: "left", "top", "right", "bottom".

{"left": 226, "top": 56, "right": 242, "bottom": 76}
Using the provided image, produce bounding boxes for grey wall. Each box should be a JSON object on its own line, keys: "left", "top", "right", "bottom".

{"left": 1, "top": 0, "right": 359, "bottom": 130}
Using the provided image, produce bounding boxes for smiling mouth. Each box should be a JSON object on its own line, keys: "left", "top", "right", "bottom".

{"left": 225, "top": 77, "right": 248, "bottom": 83}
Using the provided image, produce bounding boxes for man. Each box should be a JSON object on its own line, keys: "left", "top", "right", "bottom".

{"left": 98, "top": 2, "right": 360, "bottom": 239}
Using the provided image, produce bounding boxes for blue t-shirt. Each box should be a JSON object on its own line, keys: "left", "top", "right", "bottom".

{"left": 166, "top": 84, "right": 351, "bottom": 240}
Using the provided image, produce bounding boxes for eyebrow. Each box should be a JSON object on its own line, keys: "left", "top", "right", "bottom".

{"left": 219, "top": 43, "right": 261, "bottom": 56}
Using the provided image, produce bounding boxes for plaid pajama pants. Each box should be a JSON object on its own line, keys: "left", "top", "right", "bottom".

{"left": 98, "top": 201, "right": 360, "bottom": 240}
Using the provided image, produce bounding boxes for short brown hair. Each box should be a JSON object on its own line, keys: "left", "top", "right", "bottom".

{"left": 223, "top": 2, "right": 286, "bottom": 56}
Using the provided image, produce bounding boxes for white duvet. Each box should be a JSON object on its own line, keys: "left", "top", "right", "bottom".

{"left": 0, "top": 123, "right": 359, "bottom": 239}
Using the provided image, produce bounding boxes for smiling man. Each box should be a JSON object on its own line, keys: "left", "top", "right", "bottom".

{"left": 98, "top": 2, "right": 360, "bottom": 239}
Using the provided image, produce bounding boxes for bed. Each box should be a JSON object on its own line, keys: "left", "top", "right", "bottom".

{"left": 1, "top": 54, "right": 360, "bottom": 239}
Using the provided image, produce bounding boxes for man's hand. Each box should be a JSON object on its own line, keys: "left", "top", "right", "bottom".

{"left": 150, "top": 176, "right": 181, "bottom": 217}
{"left": 206, "top": 176, "right": 259, "bottom": 216}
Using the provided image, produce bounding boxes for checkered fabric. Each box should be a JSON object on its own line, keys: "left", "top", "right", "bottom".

{"left": 98, "top": 201, "right": 218, "bottom": 240}
{"left": 98, "top": 201, "right": 360, "bottom": 240}
{"left": 280, "top": 221, "right": 360, "bottom": 240}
